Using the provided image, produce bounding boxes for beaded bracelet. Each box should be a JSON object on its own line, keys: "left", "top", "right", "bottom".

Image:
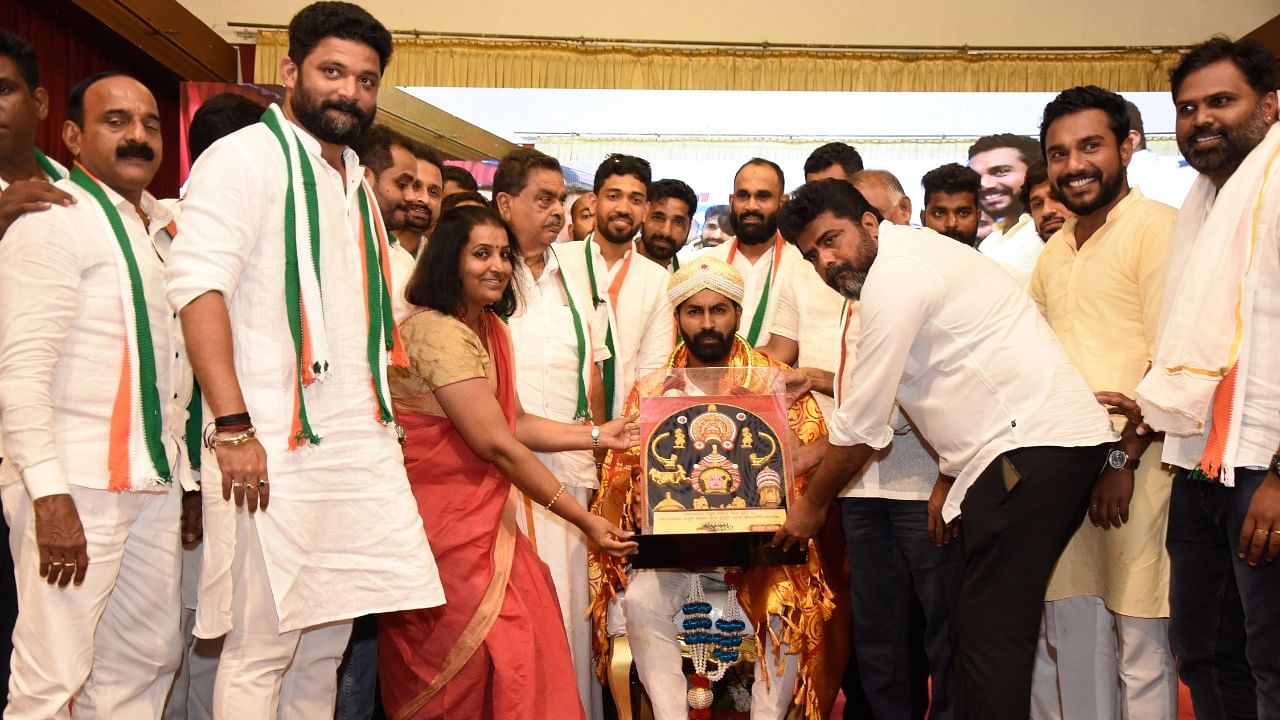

{"left": 544, "top": 483, "right": 566, "bottom": 510}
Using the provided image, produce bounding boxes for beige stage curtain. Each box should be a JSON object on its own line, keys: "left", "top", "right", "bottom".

{"left": 254, "top": 31, "right": 1182, "bottom": 92}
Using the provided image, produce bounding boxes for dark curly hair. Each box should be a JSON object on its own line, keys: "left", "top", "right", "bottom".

{"left": 778, "top": 179, "right": 883, "bottom": 245}
{"left": 0, "top": 30, "right": 39, "bottom": 91}
{"left": 920, "top": 163, "right": 981, "bottom": 208}
{"left": 804, "top": 142, "right": 864, "bottom": 179}
{"left": 288, "top": 2, "right": 393, "bottom": 73}
{"left": 1171, "top": 37, "right": 1278, "bottom": 99}
{"left": 1039, "top": 85, "right": 1130, "bottom": 153}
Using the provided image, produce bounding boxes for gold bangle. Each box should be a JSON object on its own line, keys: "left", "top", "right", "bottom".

{"left": 206, "top": 426, "right": 257, "bottom": 448}
{"left": 544, "top": 483, "right": 566, "bottom": 511}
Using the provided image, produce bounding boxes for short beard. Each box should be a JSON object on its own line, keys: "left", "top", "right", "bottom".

{"left": 403, "top": 203, "right": 432, "bottom": 233}
{"left": 939, "top": 227, "right": 978, "bottom": 247}
{"left": 641, "top": 234, "right": 679, "bottom": 261}
{"left": 682, "top": 328, "right": 734, "bottom": 364}
{"left": 290, "top": 80, "right": 374, "bottom": 146}
{"left": 1056, "top": 167, "right": 1125, "bottom": 217}
{"left": 1178, "top": 101, "right": 1272, "bottom": 180}
{"left": 595, "top": 214, "right": 638, "bottom": 245}
{"left": 731, "top": 211, "right": 778, "bottom": 246}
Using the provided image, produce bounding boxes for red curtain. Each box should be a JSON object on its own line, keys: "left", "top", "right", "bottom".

{"left": 1, "top": 0, "right": 184, "bottom": 198}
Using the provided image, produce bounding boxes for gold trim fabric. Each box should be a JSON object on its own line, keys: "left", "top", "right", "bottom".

{"left": 255, "top": 31, "right": 1182, "bottom": 92}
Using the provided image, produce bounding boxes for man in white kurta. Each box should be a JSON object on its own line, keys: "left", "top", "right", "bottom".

{"left": 165, "top": 8, "right": 443, "bottom": 716}
{"left": 0, "top": 73, "right": 190, "bottom": 719}
{"left": 495, "top": 147, "right": 612, "bottom": 718}
{"left": 1028, "top": 88, "right": 1179, "bottom": 720}
{"left": 700, "top": 159, "right": 803, "bottom": 348}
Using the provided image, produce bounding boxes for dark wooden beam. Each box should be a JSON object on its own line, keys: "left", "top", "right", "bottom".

{"left": 69, "top": 0, "right": 236, "bottom": 82}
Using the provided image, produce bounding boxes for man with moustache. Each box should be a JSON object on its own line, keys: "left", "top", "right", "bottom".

{"left": 701, "top": 158, "right": 804, "bottom": 348}
{"left": 561, "top": 154, "right": 674, "bottom": 419}
{"left": 637, "top": 178, "right": 696, "bottom": 271}
{"left": 570, "top": 193, "right": 595, "bottom": 242}
{"left": 1028, "top": 86, "right": 1178, "bottom": 720}
{"left": 590, "top": 257, "right": 845, "bottom": 720}
{"left": 0, "top": 71, "right": 191, "bottom": 718}
{"left": 1020, "top": 161, "right": 1071, "bottom": 242}
{"left": 969, "top": 133, "right": 1045, "bottom": 282}
{"left": 920, "top": 163, "right": 981, "bottom": 246}
{"left": 165, "top": 3, "right": 444, "bottom": 716}
{"left": 804, "top": 141, "right": 865, "bottom": 182}
{"left": 1127, "top": 38, "right": 1280, "bottom": 717}
{"left": 354, "top": 125, "right": 423, "bottom": 324}
{"left": 774, "top": 179, "right": 1117, "bottom": 720}
{"left": 389, "top": 140, "right": 443, "bottom": 261}
{"left": 494, "top": 147, "right": 611, "bottom": 719}
{"left": 768, "top": 168, "right": 954, "bottom": 720}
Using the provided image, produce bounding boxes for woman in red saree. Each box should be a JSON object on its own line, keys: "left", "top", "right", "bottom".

{"left": 378, "top": 206, "right": 638, "bottom": 720}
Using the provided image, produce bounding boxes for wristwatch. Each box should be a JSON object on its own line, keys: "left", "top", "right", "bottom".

{"left": 1270, "top": 453, "right": 1280, "bottom": 476}
{"left": 591, "top": 424, "right": 601, "bottom": 452}
{"left": 1107, "top": 448, "right": 1140, "bottom": 471}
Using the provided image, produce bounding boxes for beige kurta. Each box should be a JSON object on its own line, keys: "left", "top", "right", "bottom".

{"left": 1030, "top": 188, "right": 1176, "bottom": 618}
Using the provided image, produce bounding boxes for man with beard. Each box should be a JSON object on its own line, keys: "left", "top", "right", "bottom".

{"left": 589, "top": 257, "right": 847, "bottom": 720}
{"left": 920, "top": 163, "right": 981, "bottom": 246}
{"left": 570, "top": 193, "right": 595, "bottom": 242}
{"left": 701, "top": 158, "right": 804, "bottom": 347}
{"left": 774, "top": 179, "right": 1117, "bottom": 720}
{"left": 0, "top": 71, "right": 191, "bottom": 718}
{"left": 354, "top": 125, "right": 425, "bottom": 324}
{"left": 1020, "top": 161, "right": 1071, "bottom": 242}
{"left": 1127, "top": 38, "right": 1280, "bottom": 718}
{"left": 969, "top": 134, "right": 1045, "bottom": 283}
{"left": 768, "top": 166, "right": 953, "bottom": 720}
{"left": 494, "top": 147, "right": 612, "bottom": 719}
{"left": 637, "top": 178, "right": 696, "bottom": 271}
{"left": 166, "top": 3, "right": 444, "bottom": 716}
{"left": 561, "top": 153, "right": 673, "bottom": 419}
{"left": 398, "top": 140, "right": 444, "bottom": 252}
{"left": 1027, "top": 85, "right": 1178, "bottom": 720}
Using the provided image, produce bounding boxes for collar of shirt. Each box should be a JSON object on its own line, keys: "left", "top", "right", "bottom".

{"left": 287, "top": 116, "right": 363, "bottom": 199}
{"left": 87, "top": 179, "right": 176, "bottom": 241}
{"left": 1057, "top": 187, "right": 1148, "bottom": 255}
{"left": 586, "top": 232, "right": 634, "bottom": 283}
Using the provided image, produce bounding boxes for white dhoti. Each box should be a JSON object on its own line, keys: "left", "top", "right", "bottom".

{"left": 2, "top": 483, "right": 182, "bottom": 720}
{"left": 621, "top": 569, "right": 798, "bottom": 720}
{"left": 518, "top": 486, "right": 602, "bottom": 720}
{"left": 1031, "top": 595, "right": 1178, "bottom": 720}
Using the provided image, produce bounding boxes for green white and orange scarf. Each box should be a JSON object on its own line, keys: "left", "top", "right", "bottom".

{"left": 70, "top": 163, "right": 171, "bottom": 491}
{"left": 261, "top": 104, "right": 407, "bottom": 449}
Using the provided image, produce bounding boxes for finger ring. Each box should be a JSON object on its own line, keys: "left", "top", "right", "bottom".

{"left": 1257, "top": 528, "right": 1269, "bottom": 535}
{"left": 1271, "top": 530, "right": 1280, "bottom": 536}
{"left": 231, "top": 481, "right": 243, "bottom": 488}
{"left": 258, "top": 480, "right": 268, "bottom": 488}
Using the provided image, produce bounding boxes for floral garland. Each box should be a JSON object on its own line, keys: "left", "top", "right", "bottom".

{"left": 681, "top": 575, "right": 747, "bottom": 719}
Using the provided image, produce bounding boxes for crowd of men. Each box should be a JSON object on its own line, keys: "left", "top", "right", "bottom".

{"left": 0, "top": 1, "right": 1277, "bottom": 718}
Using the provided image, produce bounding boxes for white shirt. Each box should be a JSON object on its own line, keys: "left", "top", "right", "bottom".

{"left": 700, "top": 236, "right": 806, "bottom": 346}
{"left": 830, "top": 222, "right": 1116, "bottom": 520}
{"left": 0, "top": 154, "right": 69, "bottom": 485}
{"left": 559, "top": 237, "right": 675, "bottom": 418}
{"left": 1127, "top": 149, "right": 1197, "bottom": 209}
{"left": 509, "top": 245, "right": 611, "bottom": 488}
{"left": 978, "top": 213, "right": 1043, "bottom": 285}
{"left": 1161, "top": 173, "right": 1280, "bottom": 472}
{"left": 166, "top": 118, "right": 442, "bottom": 634}
{"left": 0, "top": 179, "right": 189, "bottom": 499}
{"left": 388, "top": 233, "right": 424, "bottom": 325}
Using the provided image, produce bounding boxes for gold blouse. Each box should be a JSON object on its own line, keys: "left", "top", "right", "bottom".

{"left": 390, "top": 309, "right": 498, "bottom": 416}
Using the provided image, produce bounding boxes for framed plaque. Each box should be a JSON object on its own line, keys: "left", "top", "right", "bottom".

{"left": 630, "top": 366, "right": 806, "bottom": 568}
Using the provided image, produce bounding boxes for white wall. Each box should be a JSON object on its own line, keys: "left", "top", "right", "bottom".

{"left": 181, "top": 0, "right": 1275, "bottom": 50}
